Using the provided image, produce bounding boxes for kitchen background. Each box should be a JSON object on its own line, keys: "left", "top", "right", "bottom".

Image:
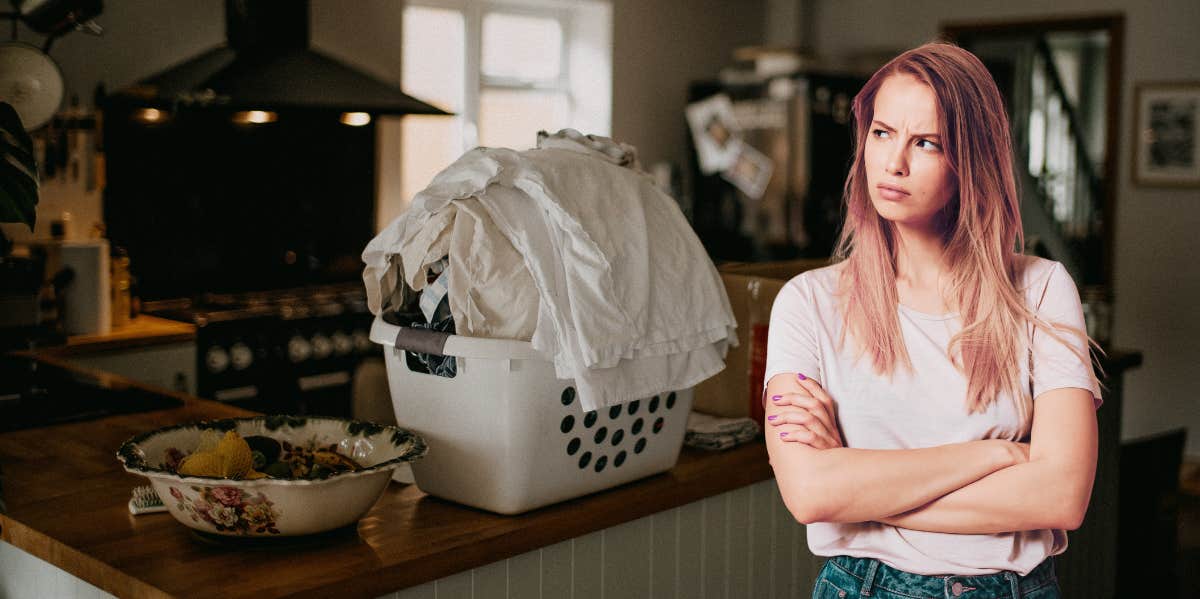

{"left": 4, "top": 0, "right": 1191, "bottom": 459}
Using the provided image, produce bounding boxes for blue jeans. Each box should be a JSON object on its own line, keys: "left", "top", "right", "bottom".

{"left": 812, "top": 555, "right": 1061, "bottom": 599}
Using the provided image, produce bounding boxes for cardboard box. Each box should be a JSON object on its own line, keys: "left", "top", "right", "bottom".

{"left": 694, "top": 259, "right": 829, "bottom": 425}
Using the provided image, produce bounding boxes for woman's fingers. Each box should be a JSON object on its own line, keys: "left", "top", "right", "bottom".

{"left": 767, "top": 392, "right": 841, "bottom": 446}
{"left": 795, "top": 375, "right": 843, "bottom": 445}
{"left": 770, "top": 409, "right": 839, "bottom": 449}
{"left": 776, "top": 423, "right": 836, "bottom": 449}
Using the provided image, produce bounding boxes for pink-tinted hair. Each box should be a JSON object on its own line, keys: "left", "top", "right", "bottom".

{"left": 832, "top": 41, "right": 1101, "bottom": 435}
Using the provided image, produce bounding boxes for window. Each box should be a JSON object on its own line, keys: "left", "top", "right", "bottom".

{"left": 396, "top": 0, "right": 612, "bottom": 213}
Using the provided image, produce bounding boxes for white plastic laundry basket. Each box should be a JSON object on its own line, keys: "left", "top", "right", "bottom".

{"left": 370, "top": 315, "right": 693, "bottom": 515}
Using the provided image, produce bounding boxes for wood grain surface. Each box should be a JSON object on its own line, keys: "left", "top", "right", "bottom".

{"left": 37, "top": 314, "right": 197, "bottom": 355}
{"left": 0, "top": 360, "right": 773, "bottom": 599}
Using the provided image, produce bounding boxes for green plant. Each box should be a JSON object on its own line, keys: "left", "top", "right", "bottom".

{"left": 0, "top": 101, "right": 39, "bottom": 231}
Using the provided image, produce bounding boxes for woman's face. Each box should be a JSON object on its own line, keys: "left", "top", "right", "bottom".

{"left": 863, "top": 74, "right": 957, "bottom": 232}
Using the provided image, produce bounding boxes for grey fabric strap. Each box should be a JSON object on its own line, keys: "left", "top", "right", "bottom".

{"left": 393, "top": 327, "right": 450, "bottom": 357}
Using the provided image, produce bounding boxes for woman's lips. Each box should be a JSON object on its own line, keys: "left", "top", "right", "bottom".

{"left": 876, "top": 183, "right": 910, "bottom": 201}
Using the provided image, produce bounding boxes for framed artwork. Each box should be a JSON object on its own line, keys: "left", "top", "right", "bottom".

{"left": 1133, "top": 81, "right": 1200, "bottom": 187}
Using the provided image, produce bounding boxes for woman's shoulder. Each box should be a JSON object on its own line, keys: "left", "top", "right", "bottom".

{"left": 1014, "top": 254, "right": 1066, "bottom": 292}
{"left": 784, "top": 261, "right": 846, "bottom": 294}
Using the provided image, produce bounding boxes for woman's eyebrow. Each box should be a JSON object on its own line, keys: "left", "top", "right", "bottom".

{"left": 871, "top": 119, "right": 941, "bottom": 140}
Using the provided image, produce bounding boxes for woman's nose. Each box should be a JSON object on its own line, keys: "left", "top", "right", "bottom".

{"left": 885, "top": 150, "right": 908, "bottom": 176}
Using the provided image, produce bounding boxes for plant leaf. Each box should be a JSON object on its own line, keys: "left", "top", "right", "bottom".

{"left": 0, "top": 102, "right": 39, "bottom": 230}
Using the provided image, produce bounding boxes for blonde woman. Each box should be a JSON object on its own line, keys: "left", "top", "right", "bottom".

{"left": 763, "top": 42, "right": 1102, "bottom": 599}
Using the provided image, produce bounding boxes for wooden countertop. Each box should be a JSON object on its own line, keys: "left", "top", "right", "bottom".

{"left": 38, "top": 314, "right": 196, "bottom": 356}
{"left": 0, "top": 360, "right": 774, "bottom": 599}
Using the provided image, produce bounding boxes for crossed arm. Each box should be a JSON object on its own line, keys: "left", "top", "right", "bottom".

{"left": 763, "top": 373, "right": 1099, "bottom": 534}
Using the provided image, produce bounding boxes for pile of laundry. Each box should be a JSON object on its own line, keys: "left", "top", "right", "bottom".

{"left": 362, "top": 129, "right": 737, "bottom": 412}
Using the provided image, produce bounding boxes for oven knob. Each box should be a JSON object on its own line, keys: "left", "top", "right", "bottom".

{"left": 332, "top": 331, "right": 353, "bottom": 355}
{"left": 352, "top": 329, "right": 371, "bottom": 353}
{"left": 205, "top": 346, "right": 230, "bottom": 373}
{"left": 287, "top": 336, "right": 312, "bottom": 363}
{"left": 311, "top": 334, "right": 333, "bottom": 360}
{"left": 230, "top": 342, "right": 254, "bottom": 370}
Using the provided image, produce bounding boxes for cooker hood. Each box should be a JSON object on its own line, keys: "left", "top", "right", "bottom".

{"left": 107, "top": 0, "right": 448, "bottom": 115}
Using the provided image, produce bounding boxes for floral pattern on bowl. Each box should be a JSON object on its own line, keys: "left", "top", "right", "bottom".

{"left": 171, "top": 485, "right": 282, "bottom": 535}
{"left": 117, "top": 415, "right": 427, "bottom": 536}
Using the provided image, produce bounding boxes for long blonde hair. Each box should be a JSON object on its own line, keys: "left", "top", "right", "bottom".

{"left": 833, "top": 41, "right": 1101, "bottom": 435}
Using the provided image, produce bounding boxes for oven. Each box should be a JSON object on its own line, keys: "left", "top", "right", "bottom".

{"left": 145, "top": 284, "right": 375, "bottom": 416}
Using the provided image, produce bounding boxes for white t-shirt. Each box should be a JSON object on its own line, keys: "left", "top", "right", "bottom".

{"left": 763, "top": 255, "right": 1102, "bottom": 576}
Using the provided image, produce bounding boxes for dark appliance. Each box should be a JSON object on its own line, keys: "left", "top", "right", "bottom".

{"left": 144, "top": 282, "right": 375, "bottom": 417}
{"left": 104, "top": 0, "right": 448, "bottom": 116}
{"left": 687, "top": 71, "right": 864, "bottom": 262}
{"left": 0, "top": 354, "right": 183, "bottom": 432}
{"left": 98, "top": 1, "right": 448, "bottom": 416}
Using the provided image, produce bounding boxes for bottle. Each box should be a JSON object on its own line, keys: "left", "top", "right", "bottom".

{"left": 110, "top": 246, "right": 131, "bottom": 327}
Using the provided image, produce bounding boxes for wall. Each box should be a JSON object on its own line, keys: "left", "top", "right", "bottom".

{"left": 610, "top": 0, "right": 766, "bottom": 168}
{"left": 805, "top": 0, "right": 1200, "bottom": 456}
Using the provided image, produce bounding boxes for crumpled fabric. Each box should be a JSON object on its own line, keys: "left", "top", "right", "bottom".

{"left": 362, "top": 130, "right": 737, "bottom": 412}
{"left": 684, "top": 411, "right": 761, "bottom": 451}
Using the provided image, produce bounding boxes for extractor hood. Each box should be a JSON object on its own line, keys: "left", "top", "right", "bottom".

{"left": 107, "top": 0, "right": 448, "bottom": 116}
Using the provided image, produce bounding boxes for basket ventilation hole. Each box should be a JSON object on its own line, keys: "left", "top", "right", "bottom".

{"left": 560, "top": 415, "right": 575, "bottom": 434}
{"left": 567, "top": 437, "right": 581, "bottom": 456}
{"left": 561, "top": 387, "right": 576, "bottom": 406}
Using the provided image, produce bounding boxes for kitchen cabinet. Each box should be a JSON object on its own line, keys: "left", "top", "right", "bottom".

{"left": 64, "top": 342, "right": 196, "bottom": 396}
{"left": 31, "top": 314, "right": 198, "bottom": 396}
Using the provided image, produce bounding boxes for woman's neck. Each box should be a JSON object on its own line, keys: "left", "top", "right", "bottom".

{"left": 892, "top": 223, "right": 949, "bottom": 289}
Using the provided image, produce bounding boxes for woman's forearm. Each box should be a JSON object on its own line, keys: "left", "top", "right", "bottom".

{"left": 772, "top": 439, "right": 1017, "bottom": 524}
{"left": 877, "top": 453, "right": 1091, "bottom": 534}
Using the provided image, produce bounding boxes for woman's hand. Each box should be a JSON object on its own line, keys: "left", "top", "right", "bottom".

{"left": 766, "top": 374, "right": 843, "bottom": 450}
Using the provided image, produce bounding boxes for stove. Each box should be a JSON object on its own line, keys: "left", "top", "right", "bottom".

{"left": 144, "top": 282, "right": 376, "bottom": 416}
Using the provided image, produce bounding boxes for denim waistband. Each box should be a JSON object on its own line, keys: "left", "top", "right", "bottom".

{"left": 828, "top": 555, "right": 1056, "bottom": 598}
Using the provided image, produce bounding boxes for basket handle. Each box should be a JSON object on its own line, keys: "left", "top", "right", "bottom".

{"left": 392, "top": 326, "right": 451, "bottom": 357}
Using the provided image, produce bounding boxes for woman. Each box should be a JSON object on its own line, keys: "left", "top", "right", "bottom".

{"left": 762, "top": 41, "right": 1102, "bottom": 599}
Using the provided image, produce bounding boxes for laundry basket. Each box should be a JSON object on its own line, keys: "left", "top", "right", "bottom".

{"left": 370, "top": 314, "right": 693, "bottom": 515}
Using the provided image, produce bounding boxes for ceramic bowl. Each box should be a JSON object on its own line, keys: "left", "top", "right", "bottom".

{"left": 117, "top": 415, "right": 427, "bottom": 536}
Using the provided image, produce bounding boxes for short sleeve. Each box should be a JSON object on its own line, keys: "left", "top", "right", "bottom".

{"left": 1031, "top": 262, "right": 1103, "bottom": 409}
{"left": 763, "top": 276, "right": 823, "bottom": 393}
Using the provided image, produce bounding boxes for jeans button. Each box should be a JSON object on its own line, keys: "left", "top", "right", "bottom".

{"left": 952, "top": 581, "right": 964, "bottom": 596}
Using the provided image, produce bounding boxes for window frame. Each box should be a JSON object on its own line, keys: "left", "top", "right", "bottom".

{"left": 404, "top": 0, "right": 580, "bottom": 151}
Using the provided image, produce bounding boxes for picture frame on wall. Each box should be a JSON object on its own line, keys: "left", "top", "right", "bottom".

{"left": 1133, "top": 81, "right": 1200, "bottom": 187}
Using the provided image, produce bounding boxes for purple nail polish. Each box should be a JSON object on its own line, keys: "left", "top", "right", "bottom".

{"left": 797, "top": 373, "right": 807, "bottom": 381}
{"left": 780, "top": 432, "right": 789, "bottom": 438}
{"left": 767, "top": 415, "right": 777, "bottom": 421}
{"left": 771, "top": 395, "right": 782, "bottom": 401}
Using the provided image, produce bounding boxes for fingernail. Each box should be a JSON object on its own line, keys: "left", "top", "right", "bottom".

{"left": 780, "top": 432, "right": 789, "bottom": 438}
{"left": 767, "top": 415, "right": 777, "bottom": 421}
{"left": 797, "top": 373, "right": 807, "bottom": 381}
{"left": 771, "top": 395, "right": 782, "bottom": 401}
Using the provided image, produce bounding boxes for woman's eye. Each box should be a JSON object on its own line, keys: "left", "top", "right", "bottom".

{"left": 871, "top": 129, "right": 889, "bottom": 139}
{"left": 916, "top": 139, "right": 940, "bottom": 151}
